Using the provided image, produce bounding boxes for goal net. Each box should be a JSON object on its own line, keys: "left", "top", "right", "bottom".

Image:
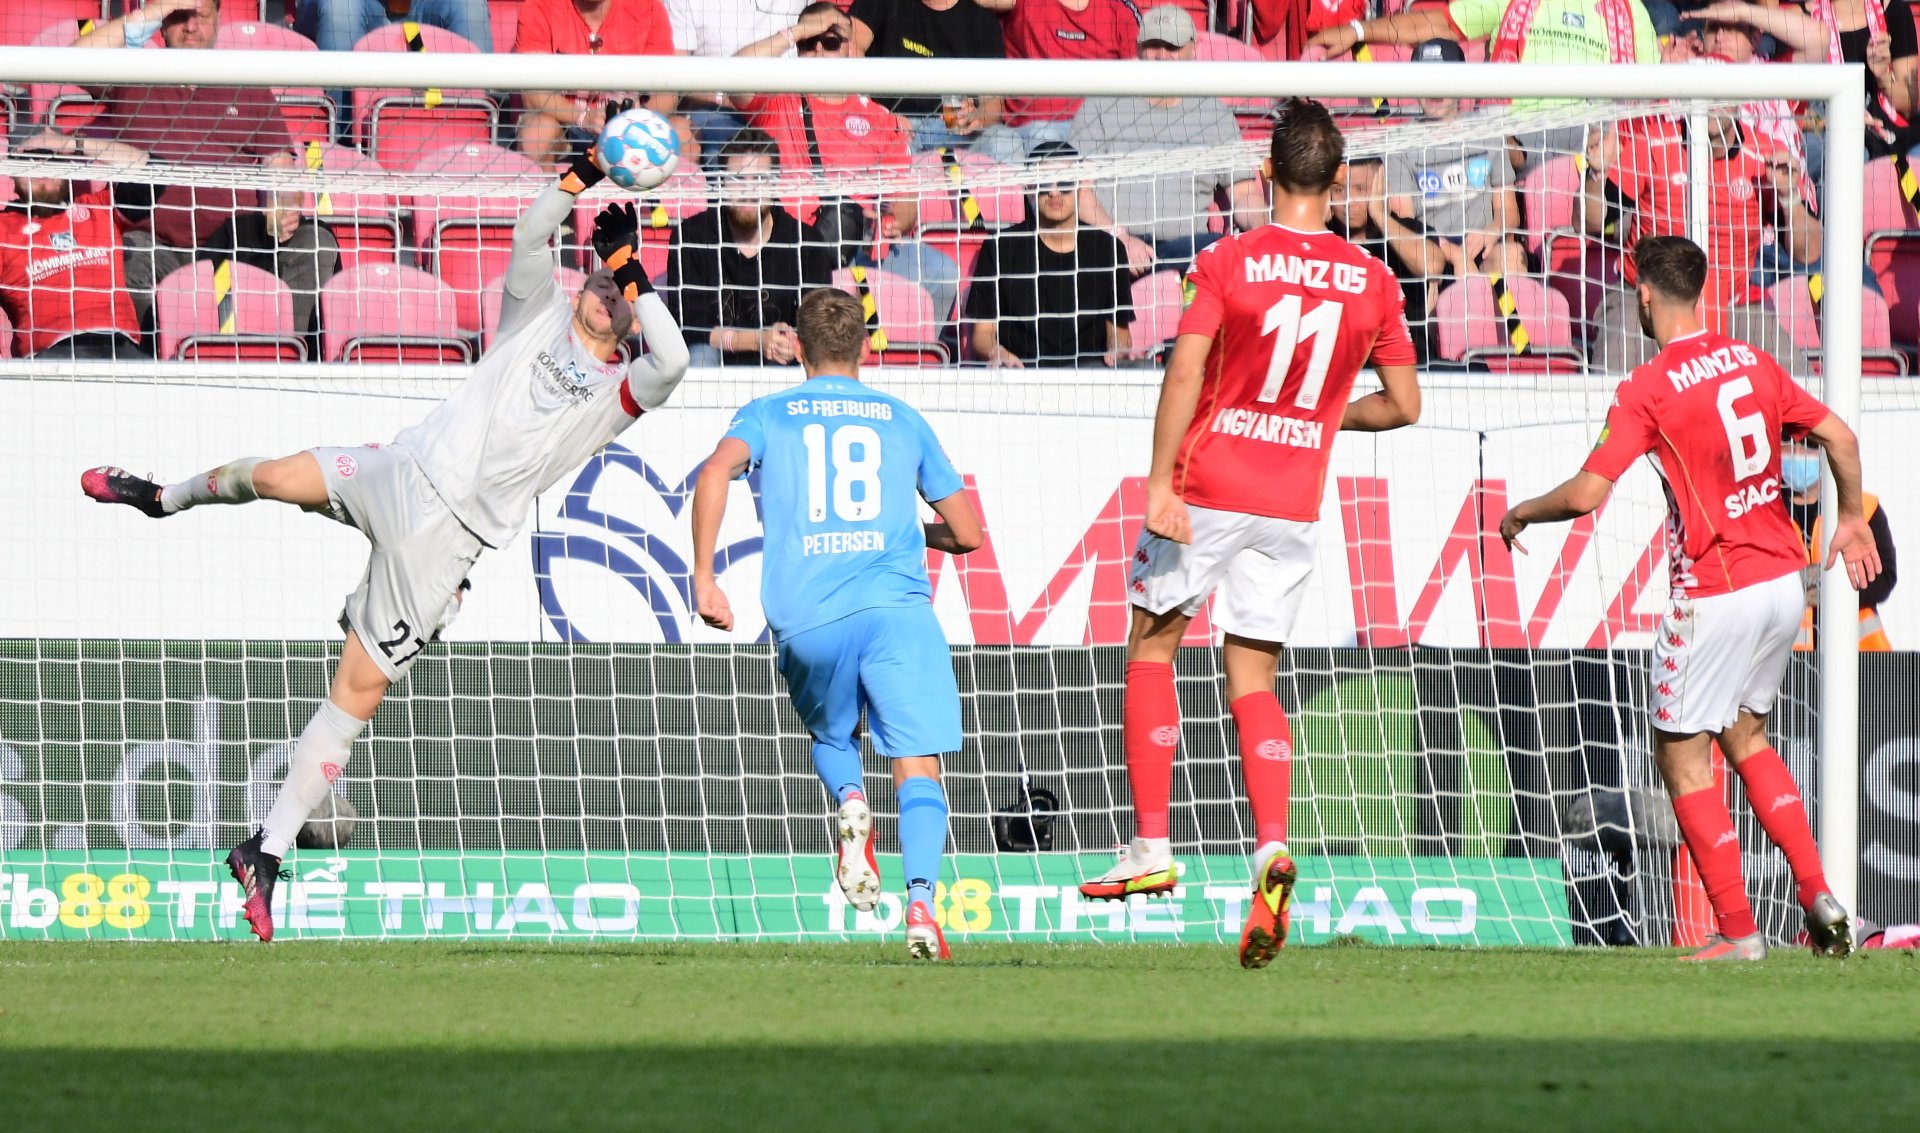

{"left": 0, "top": 41, "right": 1896, "bottom": 948}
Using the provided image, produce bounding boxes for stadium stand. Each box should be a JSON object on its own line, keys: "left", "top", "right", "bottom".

{"left": 214, "top": 21, "right": 334, "bottom": 148}
{"left": 830, "top": 264, "right": 950, "bottom": 364}
{"left": 1433, "top": 274, "right": 1583, "bottom": 374}
{"left": 350, "top": 22, "right": 497, "bottom": 169}
{"left": 479, "top": 264, "right": 585, "bottom": 348}
{"left": 404, "top": 142, "right": 543, "bottom": 333}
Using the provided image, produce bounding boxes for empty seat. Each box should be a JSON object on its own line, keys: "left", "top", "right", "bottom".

{"left": 321, "top": 263, "right": 470, "bottom": 363}
{"left": 831, "top": 265, "right": 949, "bottom": 364}
{"left": 1768, "top": 278, "right": 1907, "bottom": 376}
{"left": 154, "top": 259, "right": 305, "bottom": 361}
{"left": 29, "top": 20, "right": 101, "bottom": 134}
{"left": 2, "top": 2, "right": 102, "bottom": 49}
{"left": 214, "top": 21, "right": 332, "bottom": 147}
{"left": 350, "top": 23, "right": 496, "bottom": 169}
{"left": 1129, "top": 269, "right": 1187, "bottom": 358}
{"left": 1864, "top": 154, "right": 1920, "bottom": 346}
{"left": 1434, "top": 275, "right": 1582, "bottom": 373}
{"left": 299, "top": 141, "right": 404, "bottom": 273}
{"left": 479, "top": 266, "right": 587, "bottom": 350}
{"left": 0, "top": 303, "right": 15, "bottom": 358}
{"left": 406, "top": 143, "right": 545, "bottom": 333}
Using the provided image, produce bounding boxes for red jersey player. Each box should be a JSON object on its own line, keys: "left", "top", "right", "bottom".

{"left": 1077, "top": 98, "right": 1422, "bottom": 970}
{"left": 1501, "top": 234, "right": 1879, "bottom": 961}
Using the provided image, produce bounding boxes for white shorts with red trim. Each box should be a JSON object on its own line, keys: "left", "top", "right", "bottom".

{"left": 1126, "top": 504, "right": 1317, "bottom": 644}
{"left": 1649, "top": 571, "right": 1804, "bottom": 735}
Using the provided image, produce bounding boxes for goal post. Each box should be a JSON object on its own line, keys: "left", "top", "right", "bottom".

{"left": 0, "top": 44, "right": 1878, "bottom": 943}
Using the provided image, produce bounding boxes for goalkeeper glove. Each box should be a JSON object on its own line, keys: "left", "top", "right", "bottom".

{"left": 557, "top": 97, "right": 636, "bottom": 195}
{"left": 592, "top": 200, "right": 654, "bottom": 299}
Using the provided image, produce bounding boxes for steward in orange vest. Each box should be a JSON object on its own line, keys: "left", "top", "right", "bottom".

{"left": 1785, "top": 443, "right": 1897, "bottom": 651}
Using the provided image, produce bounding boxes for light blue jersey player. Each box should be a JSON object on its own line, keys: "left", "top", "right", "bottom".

{"left": 692, "top": 289, "right": 982, "bottom": 961}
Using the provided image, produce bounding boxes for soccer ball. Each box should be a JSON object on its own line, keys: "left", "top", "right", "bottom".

{"left": 596, "top": 107, "right": 681, "bottom": 192}
{"left": 296, "top": 792, "right": 358, "bottom": 850}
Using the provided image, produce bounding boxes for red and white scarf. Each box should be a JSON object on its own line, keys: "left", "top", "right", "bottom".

{"left": 1491, "top": 0, "right": 1640, "bottom": 64}
{"left": 1804, "top": 0, "right": 1906, "bottom": 127}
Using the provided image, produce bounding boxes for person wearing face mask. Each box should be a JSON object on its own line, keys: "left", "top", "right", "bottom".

{"left": 1783, "top": 440, "right": 1897, "bottom": 650}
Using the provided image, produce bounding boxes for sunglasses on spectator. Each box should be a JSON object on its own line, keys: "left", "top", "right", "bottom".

{"left": 1039, "top": 182, "right": 1076, "bottom": 195}
{"left": 798, "top": 31, "right": 846, "bottom": 52}
{"left": 15, "top": 147, "right": 64, "bottom": 159}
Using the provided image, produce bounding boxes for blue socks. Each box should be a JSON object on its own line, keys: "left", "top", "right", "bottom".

{"left": 812, "top": 742, "right": 864, "bottom": 805}
{"left": 896, "top": 775, "right": 948, "bottom": 910}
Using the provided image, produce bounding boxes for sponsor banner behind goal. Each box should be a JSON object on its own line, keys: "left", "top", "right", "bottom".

{"left": 0, "top": 851, "right": 1572, "bottom": 946}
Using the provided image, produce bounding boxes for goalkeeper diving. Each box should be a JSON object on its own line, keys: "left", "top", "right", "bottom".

{"left": 79, "top": 100, "right": 691, "bottom": 943}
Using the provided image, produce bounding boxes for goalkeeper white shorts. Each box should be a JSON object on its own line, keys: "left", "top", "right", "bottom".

{"left": 1126, "top": 503, "right": 1317, "bottom": 645}
{"left": 1649, "top": 570, "right": 1805, "bottom": 736}
{"left": 314, "top": 442, "right": 483, "bottom": 682}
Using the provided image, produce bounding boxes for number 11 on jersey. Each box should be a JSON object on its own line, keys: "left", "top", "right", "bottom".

{"left": 1258, "top": 295, "right": 1344, "bottom": 409}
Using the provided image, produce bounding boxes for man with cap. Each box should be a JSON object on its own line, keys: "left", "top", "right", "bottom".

{"left": 1383, "top": 39, "right": 1530, "bottom": 310}
{"left": 1069, "top": 5, "right": 1270, "bottom": 275}
{"left": 79, "top": 100, "right": 692, "bottom": 945}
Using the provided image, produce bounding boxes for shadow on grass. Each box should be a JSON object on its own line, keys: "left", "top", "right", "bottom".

{"left": 5, "top": 1038, "right": 1917, "bottom": 1133}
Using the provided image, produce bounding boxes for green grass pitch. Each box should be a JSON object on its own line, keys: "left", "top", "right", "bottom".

{"left": 1, "top": 942, "right": 1915, "bottom": 1132}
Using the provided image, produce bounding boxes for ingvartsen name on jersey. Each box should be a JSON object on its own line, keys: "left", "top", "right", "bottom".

{"left": 1210, "top": 407, "right": 1326, "bottom": 449}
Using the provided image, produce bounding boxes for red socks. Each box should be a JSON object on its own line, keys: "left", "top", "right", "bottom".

{"left": 1733, "top": 747, "right": 1830, "bottom": 910}
{"left": 1231, "top": 691, "right": 1293, "bottom": 847}
{"left": 1671, "top": 787, "right": 1759, "bottom": 939}
{"left": 1123, "top": 662, "right": 1179, "bottom": 840}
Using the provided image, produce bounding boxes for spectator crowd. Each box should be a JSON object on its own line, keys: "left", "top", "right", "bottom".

{"left": 0, "top": 0, "right": 1909, "bottom": 373}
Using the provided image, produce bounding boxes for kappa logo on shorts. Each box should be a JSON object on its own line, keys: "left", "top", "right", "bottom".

{"left": 336, "top": 454, "right": 358, "bottom": 478}
{"left": 1665, "top": 632, "right": 1686, "bottom": 648}
{"left": 1656, "top": 707, "right": 1674, "bottom": 722}
{"left": 1657, "top": 682, "right": 1675, "bottom": 697}
{"left": 1151, "top": 725, "right": 1181, "bottom": 747}
{"left": 321, "top": 762, "right": 342, "bottom": 782}
{"left": 1131, "top": 579, "right": 1147, "bottom": 595}
{"left": 1662, "top": 657, "right": 1680, "bottom": 673}
{"left": 1135, "top": 549, "right": 1150, "bottom": 565}
{"left": 1255, "top": 738, "right": 1292, "bottom": 761}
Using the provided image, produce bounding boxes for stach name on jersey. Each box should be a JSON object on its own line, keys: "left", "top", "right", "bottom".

{"left": 1243, "top": 252, "right": 1368, "bottom": 294}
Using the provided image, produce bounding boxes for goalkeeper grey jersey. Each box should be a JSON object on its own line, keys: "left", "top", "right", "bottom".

{"left": 395, "top": 281, "right": 640, "bottom": 549}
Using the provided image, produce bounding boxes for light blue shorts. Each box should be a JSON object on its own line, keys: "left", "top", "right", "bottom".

{"left": 776, "top": 604, "right": 962, "bottom": 758}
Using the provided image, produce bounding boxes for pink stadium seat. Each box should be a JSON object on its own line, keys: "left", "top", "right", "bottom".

{"left": 479, "top": 266, "right": 586, "bottom": 350}
{"left": 298, "top": 142, "right": 404, "bottom": 273}
{"left": 29, "top": 20, "right": 101, "bottom": 134}
{"left": 0, "top": 303, "right": 15, "bottom": 358}
{"left": 1520, "top": 154, "right": 1581, "bottom": 256}
{"left": 830, "top": 265, "right": 948, "bottom": 364}
{"left": 214, "top": 21, "right": 332, "bottom": 147}
{"left": 1, "top": 2, "right": 101, "bottom": 48}
{"left": 1433, "top": 275, "right": 1583, "bottom": 373}
{"left": 154, "top": 259, "right": 305, "bottom": 361}
{"left": 1768, "top": 278, "right": 1907, "bottom": 376}
{"left": 1129, "top": 270, "right": 1187, "bottom": 358}
{"left": 321, "top": 263, "right": 471, "bottom": 363}
{"left": 406, "top": 143, "right": 544, "bottom": 333}
{"left": 350, "top": 24, "right": 497, "bottom": 170}
{"left": 0, "top": 137, "right": 13, "bottom": 208}
{"left": 1863, "top": 156, "right": 1920, "bottom": 347}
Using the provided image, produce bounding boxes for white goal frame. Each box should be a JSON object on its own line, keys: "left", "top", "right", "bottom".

{"left": 0, "top": 46, "right": 1868, "bottom": 913}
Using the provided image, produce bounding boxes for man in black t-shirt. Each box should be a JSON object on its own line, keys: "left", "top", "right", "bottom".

{"left": 965, "top": 143, "right": 1135, "bottom": 367}
{"left": 666, "top": 129, "right": 837, "bottom": 367}
{"left": 849, "top": 0, "right": 1028, "bottom": 163}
